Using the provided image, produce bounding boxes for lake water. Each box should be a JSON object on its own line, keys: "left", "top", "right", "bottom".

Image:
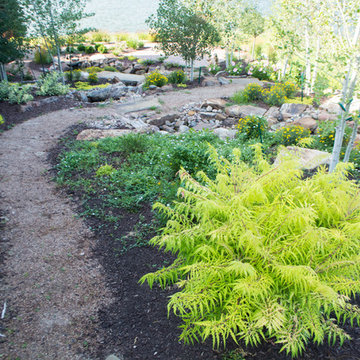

{"left": 81, "top": 0, "right": 159, "bottom": 33}
{"left": 81, "top": 0, "right": 272, "bottom": 33}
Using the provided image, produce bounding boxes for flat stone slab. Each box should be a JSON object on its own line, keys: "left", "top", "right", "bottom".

{"left": 115, "top": 98, "right": 160, "bottom": 113}
{"left": 274, "top": 146, "right": 331, "bottom": 170}
{"left": 97, "top": 71, "right": 145, "bottom": 85}
{"left": 225, "top": 104, "right": 267, "bottom": 117}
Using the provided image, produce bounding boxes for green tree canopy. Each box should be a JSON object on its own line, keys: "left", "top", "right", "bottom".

{"left": 147, "top": 0, "right": 220, "bottom": 81}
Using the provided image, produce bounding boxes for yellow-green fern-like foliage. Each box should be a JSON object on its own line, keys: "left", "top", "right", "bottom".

{"left": 140, "top": 145, "right": 360, "bottom": 357}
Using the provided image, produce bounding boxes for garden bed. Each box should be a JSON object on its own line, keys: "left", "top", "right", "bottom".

{"left": 49, "top": 125, "right": 360, "bottom": 360}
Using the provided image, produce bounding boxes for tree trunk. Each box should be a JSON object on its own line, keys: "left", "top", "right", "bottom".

{"left": 304, "top": 24, "right": 311, "bottom": 96}
{"left": 225, "top": 49, "right": 229, "bottom": 68}
{"left": 190, "top": 59, "right": 194, "bottom": 82}
{"left": 49, "top": 5, "right": 64, "bottom": 84}
{"left": 252, "top": 37, "right": 256, "bottom": 60}
{"left": 282, "top": 56, "right": 289, "bottom": 80}
{"left": 310, "top": 38, "right": 321, "bottom": 93}
{"left": 0, "top": 63, "right": 7, "bottom": 81}
{"left": 344, "top": 117, "right": 359, "bottom": 162}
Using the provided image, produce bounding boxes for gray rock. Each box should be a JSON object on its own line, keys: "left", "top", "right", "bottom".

{"left": 202, "top": 77, "right": 218, "bottom": 86}
{"left": 215, "top": 113, "right": 227, "bottom": 121}
{"left": 193, "top": 122, "right": 214, "bottom": 131}
{"left": 267, "top": 117, "right": 278, "bottom": 127}
{"left": 178, "top": 124, "right": 190, "bottom": 133}
{"left": 161, "top": 125, "right": 176, "bottom": 133}
{"left": 206, "top": 105, "right": 213, "bottom": 112}
{"left": 280, "top": 103, "right": 307, "bottom": 116}
{"left": 149, "top": 114, "right": 178, "bottom": 127}
{"left": 213, "top": 128, "right": 237, "bottom": 140}
{"left": 223, "top": 118, "right": 237, "bottom": 127}
{"left": 105, "top": 354, "right": 124, "bottom": 360}
{"left": 218, "top": 76, "right": 231, "bottom": 85}
{"left": 225, "top": 105, "right": 267, "bottom": 117}
{"left": 74, "top": 91, "right": 88, "bottom": 102}
{"left": 274, "top": 146, "right": 331, "bottom": 170}
{"left": 265, "top": 106, "right": 281, "bottom": 120}
{"left": 79, "top": 71, "right": 89, "bottom": 81}
{"left": 200, "top": 112, "right": 217, "bottom": 119}
{"left": 87, "top": 83, "right": 127, "bottom": 102}
{"left": 293, "top": 117, "right": 318, "bottom": 132}
{"left": 149, "top": 85, "right": 157, "bottom": 90}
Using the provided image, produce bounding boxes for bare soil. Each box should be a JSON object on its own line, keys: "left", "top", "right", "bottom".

{"left": 1, "top": 82, "right": 360, "bottom": 360}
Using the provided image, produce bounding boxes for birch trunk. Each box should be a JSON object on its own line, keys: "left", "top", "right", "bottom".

{"left": 190, "top": 59, "right": 194, "bottom": 82}
{"left": 310, "top": 38, "right": 321, "bottom": 93}
{"left": 344, "top": 117, "right": 359, "bottom": 162}
{"left": 282, "top": 56, "right": 289, "bottom": 80}
{"left": 252, "top": 37, "right": 256, "bottom": 60}
{"left": 0, "top": 63, "right": 7, "bottom": 81}
{"left": 49, "top": 5, "right": 64, "bottom": 84}
{"left": 304, "top": 24, "right": 311, "bottom": 96}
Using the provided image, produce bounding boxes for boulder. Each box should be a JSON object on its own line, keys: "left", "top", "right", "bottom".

{"left": 218, "top": 77, "right": 231, "bottom": 85}
{"left": 317, "top": 110, "right": 337, "bottom": 122}
{"left": 89, "top": 54, "right": 107, "bottom": 62}
{"left": 202, "top": 77, "right": 218, "bottom": 87}
{"left": 178, "top": 124, "right": 190, "bottom": 133}
{"left": 280, "top": 103, "right": 307, "bottom": 116}
{"left": 225, "top": 105, "right": 267, "bottom": 118}
{"left": 265, "top": 106, "right": 281, "bottom": 120}
{"left": 192, "top": 122, "right": 214, "bottom": 131}
{"left": 202, "top": 98, "right": 227, "bottom": 109}
{"left": 200, "top": 112, "right": 217, "bottom": 119}
{"left": 87, "top": 83, "right": 127, "bottom": 102}
{"left": 149, "top": 114, "right": 178, "bottom": 127}
{"left": 213, "top": 128, "right": 237, "bottom": 140}
{"left": 215, "top": 113, "right": 227, "bottom": 121}
{"left": 274, "top": 146, "right": 331, "bottom": 170}
{"left": 267, "top": 117, "right": 278, "bottom": 127}
{"left": 293, "top": 117, "right": 318, "bottom": 132}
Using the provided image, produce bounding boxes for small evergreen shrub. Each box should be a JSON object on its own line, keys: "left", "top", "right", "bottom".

{"left": 96, "top": 164, "right": 116, "bottom": 177}
{"left": 88, "top": 72, "right": 98, "bottom": 85}
{"left": 104, "top": 66, "right": 117, "bottom": 72}
{"left": 89, "top": 31, "right": 110, "bottom": 42}
{"left": 64, "top": 69, "right": 82, "bottom": 82}
{"left": 145, "top": 71, "right": 168, "bottom": 88}
{"left": 227, "top": 62, "right": 243, "bottom": 76}
{"left": 209, "top": 63, "right": 221, "bottom": 75}
{"left": 85, "top": 46, "right": 96, "bottom": 54}
{"left": 236, "top": 115, "right": 268, "bottom": 139}
{"left": 0, "top": 81, "right": 34, "bottom": 104}
{"left": 34, "top": 47, "right": 52, "bottom": 65}
{"left": 98, "top": 44, "right": 108, "bottom": 54}
{"left": 243, "top": 83, "right": 263, "bottom": 101}
{"left": 230, "top": 90, "right": 250, "bottom": 105}
{"left": 137, "top": 58, "right": 156, "bottom": 65}
{"left": 24, "top": 70, "right": 34, "bottom": 81}
{"left": 141, "top": 145, "right": 360, "bottom": 357}
{"left": 77, "top": 44, "right": 86, "bottom": 52}
{"left": 0, "top": 114, "right": 4, "bottom": 125}
{"left": 167, "top": 70, "right": 186, "bottom": 84}
{"left": 85, "top": 66, "right": 102, "bottom": 73}
{"left": 36, "top": 72, "right": 69, "bottom": 96}
{"left": 73, "top": 82, "right": 111, "bottom": 91}
{"left": 275, "top": 125, "right": 311, "bottom": 146}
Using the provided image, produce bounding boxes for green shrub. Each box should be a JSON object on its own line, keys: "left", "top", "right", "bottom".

{"left": 98, "top": 44, "right": 108, "bottom": 53}
{"left": 24, "top": 70, "right": 34, "bottom": 81}
{"left": 145, "top": 71, "right": 168, "bottom": 88}
{"left": 267, "top": 46, "right": 278, "bottom": 64}
{"left": 73, "top": 81, "right": 112, "bottom": 91}
{"left": 246, "top": 60, "right": 276, "bottom": 81}
{"left": 85, "top": 66, "right": 102, "bottom": 73}
{"left": 0, "top": 81, "right": 34, "bottom": 104}
{"left": 227, "top": 62, "right": 243, "bottom": 76}
{"left": 209, "top": 63, "right": 221, "bottom": 75}
{"left": 236, "top": 115, "right": 268, "bottom": 139}
{"left": 89, "top": 31, "right": 110, "bottom": 42}
{"left": 88, "top": 72, "right": 98, "bottom": 85}
{"left": 313, "top": 76, "right": 330, "bottom": 106}
{"left": 34, "top": 47, "right": 52, "bottom": 65}
{"left": 110, "top": 45, "right": 124, "bottom": 57}
{"left": 0, "top": 114, "right": 4, "bottom": 125}
{"left": 137, "top": 58, "right": 156, "bottom": 65}
{"left": 85, "top": 46, "right": 96, "bottom": 54}
{"left": 281, "top": 80, "right": 298, "bottom": 98}
{"left": 77, "top": 44, "right": 86, "bottom": 52}
{"left": 167, "top": 70, "right": 186, "bottom": 84}
{"left": 263, "top": 84, "right": 287, "bottom": 106}
{"left": 243, "top": 83, "right": 263, "bottom": 101}
{"left": 36, "top": 72, "right": 69, "bottom": 96}
{"left": 127, "top": 55, "right": 138, "bottom": 62}
{"left": 115, "top": 32, "right": 131, "bottom": 42}
{"left": 126, "top": 38, "right": 144, "bottom": 50}
{"left": 96, "top": 164, "right": 116, "bottom": 177}
{"left": 230, "top": 90, "right": 250, "bottom": 105}
{"left": 275, "top": 125, "right": 311, "bottom": 146}
{"left": 315, "top": 120, "right": 351, "bottom": 151}
{"left": 141, "top": 145, "right": 360, "bottom": 357}
{"left": 64, "top": 69, "right": 82, "bottom": 82}
{"left": 254, "top": 44, "right": 263, "bottom": 59}
{"left": 104, "top": 66, "right": 117, "bottom": 72}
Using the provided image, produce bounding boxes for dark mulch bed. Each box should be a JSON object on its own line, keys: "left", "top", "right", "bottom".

{"left": 0, "top": 96, "right": 94, "bottom": 133}
{"left": 48, "top": 125, "right": 360, "bottom": 360}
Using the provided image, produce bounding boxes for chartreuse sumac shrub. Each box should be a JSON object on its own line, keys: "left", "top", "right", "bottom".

{"left": 0, "top": 81, "right": 34, "bottom": 104}
{"left": 140, "top": 145, "right": 360, "bottom": 357}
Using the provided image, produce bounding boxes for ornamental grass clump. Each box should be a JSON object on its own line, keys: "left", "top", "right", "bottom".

{"left": 140, "top": 145, "right": 360, "bottom": 357}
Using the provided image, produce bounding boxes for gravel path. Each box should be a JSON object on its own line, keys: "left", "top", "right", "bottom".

{"left": 0, "top": 81, "right": 254, "bottom": 359}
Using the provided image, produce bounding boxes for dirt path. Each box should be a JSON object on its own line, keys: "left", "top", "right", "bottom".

{"left": 0, "top": 82, "right": 253, "bottom": 359}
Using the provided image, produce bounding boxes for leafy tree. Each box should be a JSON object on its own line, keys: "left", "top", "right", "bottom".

{"left": 241, "top": 5, "right": 265, "bottom": 60}
{"left": 141, "top": 146, "right": 360, "bottom": 357}
{"left": 147, "top": 0, "right": 220, "bottom": 81}
{"left": 0, "top": 0, "right": 27, "bottom": 81}
{"left": 22, "top": 0, "right": 93, "bottom": 83}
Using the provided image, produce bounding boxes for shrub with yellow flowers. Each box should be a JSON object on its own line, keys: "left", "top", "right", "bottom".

{"left": 263, "top": 83, "right": 287, "bottom": 106}
{"left": 144, "top": 71, "right": 168, "bottom": 88}
{"left": 281, "top": 80, "right": 298, "bottom": 98}
{"left": 236, "top": 115, "right": 268, "bottom": 139}
{"left": 243, "top": 83, "right": 263, "bottom": 101}
{"left": 275, "top": 125, "right": 311, "bottom": 146}
{"left": 315, "top": 120, "right": 351, "bottom": 151}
